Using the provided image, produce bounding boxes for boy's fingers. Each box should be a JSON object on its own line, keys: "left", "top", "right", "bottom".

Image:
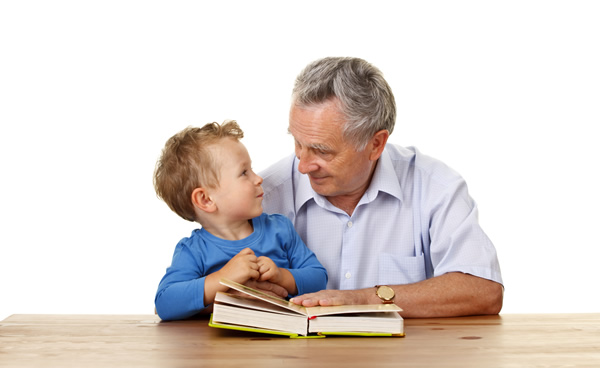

{"left": 244, "top": 280, "right": 288, "bottom": 298}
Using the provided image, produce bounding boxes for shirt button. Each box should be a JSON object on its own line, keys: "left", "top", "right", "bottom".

{"left": 347, "top": 221, "right": 353, "bottom": 228}
{"left": 345, "top": 272, "right": 351, "bottom": 279}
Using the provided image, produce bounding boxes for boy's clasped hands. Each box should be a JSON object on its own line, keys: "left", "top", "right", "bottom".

{"left": 217, "top": 248, "right": 285, "bottom": 288}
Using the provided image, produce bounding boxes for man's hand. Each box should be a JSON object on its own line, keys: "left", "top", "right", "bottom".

{"left": 290, "top": 289, "right": 371, "bottom": 307}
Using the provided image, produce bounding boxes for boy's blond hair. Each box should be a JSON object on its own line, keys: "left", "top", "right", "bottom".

{"left": 153, "top": 120, "right": 244, "bottom": 222}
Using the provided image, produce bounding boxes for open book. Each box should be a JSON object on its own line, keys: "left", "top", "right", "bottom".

{"left": 210, "top": 278, "right": 404, "bottom": 338}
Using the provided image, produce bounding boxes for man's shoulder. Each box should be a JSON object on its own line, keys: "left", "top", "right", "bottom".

{"left": 386, "top": 144, "right": 462, "bottom": 183}
{"left": 260, "top": 153, "right": 296, "bottom": 192}
{"left": 259, "top": 154, "right": 297, "bottom": 216}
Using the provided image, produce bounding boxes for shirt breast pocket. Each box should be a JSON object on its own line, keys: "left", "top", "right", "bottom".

{"left": 378, "top": 253, "right": 426, "bottom": 285}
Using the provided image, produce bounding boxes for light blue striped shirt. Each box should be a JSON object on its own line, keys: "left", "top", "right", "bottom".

{"left": 261, "top": 144, "right": 503, "bottom": 290}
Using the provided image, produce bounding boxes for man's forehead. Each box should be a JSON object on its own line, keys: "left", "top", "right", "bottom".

{"left": 287, "top": 123, "right": 335, "bottom": 146}
{"left": 289, "top": 107, "right": 345, "bottom": 133}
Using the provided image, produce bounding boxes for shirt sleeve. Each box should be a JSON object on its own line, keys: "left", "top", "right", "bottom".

{"left": 154, "top": 241, "right": 208, "bottom": 320}
{"left": 277, "top": 215, "right": 328, "bottom": 295}
{"left": 426, "top": 173, "right": 503, "bottom": 284}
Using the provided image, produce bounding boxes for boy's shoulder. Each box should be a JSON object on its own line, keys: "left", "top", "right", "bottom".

{"left": 256, "top": 212, "right": 290, "bottom": 224}
{"left": 254, "top": 212, "right": 294, "bottom": 232}
{"left": 173, "top": 228, "right": 205, "bottom": 248}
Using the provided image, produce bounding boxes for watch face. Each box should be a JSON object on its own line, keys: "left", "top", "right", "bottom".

{"left": 377, "top": 285, "right": 395, "bottom": 300}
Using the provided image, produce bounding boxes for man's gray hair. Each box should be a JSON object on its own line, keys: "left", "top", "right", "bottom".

{"left": 292, "top": 57, "right": 396, "bottom": 150}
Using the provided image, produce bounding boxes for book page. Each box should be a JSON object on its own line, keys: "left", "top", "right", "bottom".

{"left": 215, "top": 292, "right": 299, "bottom": 316}
{"left": 308, "top": 312, "right": 404, "bottom": 334}
{"left": 213, "top": 303, "right": 308, "bottom": 336}
{"left": 220, "top": 278, "right": 307, "bottom": 316}
{"left": 305, "top": 303, "right": 402, "bottom": 318}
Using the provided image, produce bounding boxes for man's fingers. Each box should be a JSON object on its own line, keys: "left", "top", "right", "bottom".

{"left": 290, "top": 293, "right": 317, "bottom": 306}
{"left": 290, "top": 291, "right": 346, "bottom": 307}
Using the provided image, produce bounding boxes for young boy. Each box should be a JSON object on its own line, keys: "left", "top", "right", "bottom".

{"left": 153, "top": 120, "right": 327, "bottom": 320}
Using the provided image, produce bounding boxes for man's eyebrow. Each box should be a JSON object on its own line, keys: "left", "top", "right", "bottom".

{"left": 288, "top": 127, "right": 332, "bottom": 152}
{"left": 309, "top": 143, "right": 332, "bottom": 152}
{"left": 297, "top": 140, "right": 332, "bottom": 153}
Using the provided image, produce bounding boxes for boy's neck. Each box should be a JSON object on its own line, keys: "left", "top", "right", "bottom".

{"left": 201, "top": 219, "right": 254, "bottom": 241}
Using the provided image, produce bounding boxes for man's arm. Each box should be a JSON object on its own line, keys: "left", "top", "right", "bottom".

{"left": 290, "top": 272, "right": 503, "bottom": 318}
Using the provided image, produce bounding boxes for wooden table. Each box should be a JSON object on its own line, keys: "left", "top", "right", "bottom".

{"left": 1, "top": 313, "right": 598, "bottom": 367}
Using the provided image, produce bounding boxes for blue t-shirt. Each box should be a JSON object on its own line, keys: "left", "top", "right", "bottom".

{"left": 155, "top": 213, "right": 327, "bottom": 320}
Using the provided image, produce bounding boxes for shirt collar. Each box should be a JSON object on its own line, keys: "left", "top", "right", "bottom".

{"left": 293, "top": 159, "right": 322, "bottom": 213}
{"left": 293, "top": 147, "right": 403, "bottom": 213}
{"left": 364, "top": 147, "right": 404, "bottom": 204}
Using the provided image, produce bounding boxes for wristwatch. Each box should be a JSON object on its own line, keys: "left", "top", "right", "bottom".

{"left": 375, "top": 285, "right": 395, "bottom": 304}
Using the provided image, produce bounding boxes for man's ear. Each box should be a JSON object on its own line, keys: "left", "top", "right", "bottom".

{"left": 191, "top": 187, "right": 217, "bottom": 213}
{"left": 368, "top": 129, "right": 390, "bottom": 161}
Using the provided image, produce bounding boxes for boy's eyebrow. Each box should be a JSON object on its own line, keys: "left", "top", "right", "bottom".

{"left": 239, "top": 159, "right": 252, "bottom": 168}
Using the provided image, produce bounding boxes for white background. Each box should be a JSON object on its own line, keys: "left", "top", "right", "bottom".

{"left": 1, "top": 1, "right": 598, "bottom": 321}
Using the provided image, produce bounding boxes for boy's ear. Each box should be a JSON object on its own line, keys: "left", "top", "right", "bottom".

{"left": 191, "top": 187, "right": 217, "bottom": 213}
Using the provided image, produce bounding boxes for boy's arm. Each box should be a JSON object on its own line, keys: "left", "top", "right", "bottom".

{"left": 155, "top": 243, "right": 209, "bottom": 321}
{"left": 276, "top": 268, "right": 297, "bottom": 295}
{"left": 203, "top": 272, "right": 233, "bottom": 305}
{"left": 155, "top": 277, "right": 207, "bottom": 321}
{"left": 281, "top": 218, "right": 328, "bottom": 295}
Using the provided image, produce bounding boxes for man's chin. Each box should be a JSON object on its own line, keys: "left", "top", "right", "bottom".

{"left": 309, "top": 180, "right": 334, "bottom": 197}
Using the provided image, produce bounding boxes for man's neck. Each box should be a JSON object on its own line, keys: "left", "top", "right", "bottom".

{"left": 326, "top": 195, "right": 361, "bottom": 216}
{"left": 326, "top": 160, "right": 379, "bottom": 216}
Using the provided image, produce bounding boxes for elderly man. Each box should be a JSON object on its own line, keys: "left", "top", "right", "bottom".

{"left": 260, "top": 57, "right": 503, "bottom": 317}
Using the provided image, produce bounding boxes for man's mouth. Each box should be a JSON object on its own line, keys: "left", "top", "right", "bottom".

{"left": 309, "top": 175, "right": 327, "bottom": 182}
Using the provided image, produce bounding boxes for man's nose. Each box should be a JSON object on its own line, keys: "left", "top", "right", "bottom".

{"left": 296, "top": 149, "right": 318, "bottom": 174}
